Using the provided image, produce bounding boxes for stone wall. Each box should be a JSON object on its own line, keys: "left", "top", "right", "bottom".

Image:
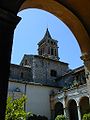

{"left": 32, "top": 55, "right": 69, "bottom": 85}
{"left": 19, "top": 54, "right": 69, "bottom": 86}
{"left": 10, "top": 64, "right": 32, "bottom": 82}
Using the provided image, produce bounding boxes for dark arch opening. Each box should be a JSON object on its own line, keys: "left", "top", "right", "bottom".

{"left": 54, "top": 102, "right": 64, "bottom": 118}
{"left": 79, "top": 96, "right": 90, "bottom": 118}
{"left": 68, "top": 99, "right": 78, "bottom": 120}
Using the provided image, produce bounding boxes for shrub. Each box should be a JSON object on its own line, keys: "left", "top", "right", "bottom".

{"left": 5, "top": 95, "right": 32, "bottom": 120}
{"left": 55, "top": 115, "right": 66, "bottom": 120}
{"left": 83, "top": 113, "right": 90, "bottom": 120}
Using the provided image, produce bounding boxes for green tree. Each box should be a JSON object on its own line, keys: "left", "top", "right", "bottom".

{"left": 55, "top": 115, "right": 66, "bottom": 120}
{"left": 5, "top": 95, "right": 32, "bottom": 120}
{"left": 82, "top": 113, "right": 90, "bottom": 120}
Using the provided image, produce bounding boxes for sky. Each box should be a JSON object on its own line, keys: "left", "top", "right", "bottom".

{"left": 11, "top": 8, "right": 83, "bottom": 69}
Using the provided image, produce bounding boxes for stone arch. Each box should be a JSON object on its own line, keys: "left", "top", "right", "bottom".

{"left": 19, "top": 0, "right": 90, "bottom": 55}
{"left": 67, "top": 99, "right": 78, "bottom": 120}
{"left": 0, "top": 1, "right": 90, "bottom": 119}
{"left": 79, "top": 96, "right": 90, "bottom": 118}
{"left": 54, "top": 102, "right": 64, "bottom": 118}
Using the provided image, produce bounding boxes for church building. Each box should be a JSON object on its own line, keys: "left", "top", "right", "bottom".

{"left": 8, "top": 29, "right": 89, "bottom": 120}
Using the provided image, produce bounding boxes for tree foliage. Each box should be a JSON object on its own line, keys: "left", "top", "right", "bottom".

{"left": 55, "top": 115, "right": 66, "bottom": 120}
{"left": 5, "top": 95, "right": 32, "bottom": 120}
{"left": 82, "top": 113, "right": 90, "bottom": 120}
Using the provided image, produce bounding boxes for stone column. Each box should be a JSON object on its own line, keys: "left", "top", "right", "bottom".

{"left": 49, "top": 95, "right": 55, "bottom": 120}
{"left": 77, "top": 105, "right": 81, "bottom": 120}
{"left": 63, "top": 108, "right": 66, "bottom": 117}
{"left": 0, "top": 8, "right": 21, "bottom": 119}
{"left": 63, "top": 92, "right": 69, "bottom": 120}
{"left": 81, "top": 52, "right": 90, "bottom": 97}
{"left": 64, "top": 107, "right": 69, "bottom": 120}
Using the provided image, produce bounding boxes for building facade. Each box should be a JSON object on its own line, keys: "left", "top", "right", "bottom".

{"left": 8, "top": 29, "right": 89, "bottom": 120}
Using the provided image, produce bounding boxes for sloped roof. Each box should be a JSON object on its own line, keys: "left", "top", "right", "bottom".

{"left": 38, "top": 28, "right": 54, "bottom": 45}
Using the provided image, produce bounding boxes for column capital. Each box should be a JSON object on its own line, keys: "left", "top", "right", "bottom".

{"left": 81, "top": 52, "right": 90, "bottom": 62}
{"left": 0, "top": 8, "right": 21, "bottom": 27}
{"left": 81, "top": 52, "right": 90, "bottom": 73}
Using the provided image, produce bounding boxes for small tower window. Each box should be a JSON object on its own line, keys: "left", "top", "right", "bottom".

{"left": 50, "top": 70, "right": 57, "bottom": 77}
{"left": 51, "top": 48, "right": 54, "bottom": 55}
{"left": 48, "top": 47, "right": 50, "bottom": 54}
{"left": 42, "top": 48, "right": 44, "bottom": 54}
{"left": 51, "top": 41, "right": 53, "bottom": 44}
{"left": 55, "top": 49, "right": 57, "bottom": 56}
{"left": 25, "top": 59, "right": 28, "bottom": 65}
{"left": 39, "top": 50, "right": 42, "bottom": 55}
{"left": 53, "top": 42, "right": 55, "bottom": 45}
{"left": 40, "top": 49, "right": 42, "bottom": 55}
{"left": 21, "top": 72, "right": 23, "bottom": 79}
{"left": 48, "top": 40, "right": 49, "bottom": 43}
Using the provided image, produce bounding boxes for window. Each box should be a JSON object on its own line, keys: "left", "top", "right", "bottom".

{"left": 53, "top": 42, "right": 55, "bottom": 45}
{"left": 50, "top": 70, "right": 57, "bottom": 77}
{"left": 55, "top": 49, "right": 57, "bottom": 56}
{"left": 42, "top": 48, "right": 44, "bottom": 54}
{"left": 48, "top": 47, "right": 50, "bottom": 54}
{"left": 51, "top": 48, "right": 54, "bottom": 55}
{"left": 25, "top": 59, "right": 28, "bottom": 65}
{"left": 51, "top": 41, "right": 53, "bottom": 44}
{"left": 21, "top": 72, "right": 23, "bottom": 79}
{"left": 40, "top": 49, "right": 42, "bottom": 55}
{"left": 39, "top": 50, "right": 42, "bottom": 55}
{"left": 48, "top": 40, "right": 49, "bottom": 43}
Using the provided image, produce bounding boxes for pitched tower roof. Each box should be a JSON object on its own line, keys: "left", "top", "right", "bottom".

{"left": 38, "top": 28, "right": 52, "bottom": 46}
{"left": 37, "top": 28, "right": 59, "bottom": 60}
{"left": 43, "top": 28, "right": 52, "bottom": 39}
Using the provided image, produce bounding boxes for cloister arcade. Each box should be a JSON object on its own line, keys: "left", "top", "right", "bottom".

{"left": 50, "top": 84, "right": 90, "bottom": 120}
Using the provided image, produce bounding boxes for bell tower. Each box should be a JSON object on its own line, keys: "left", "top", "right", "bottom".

{"left": 38, "top": 28, "right": 59, "bottom": 60}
